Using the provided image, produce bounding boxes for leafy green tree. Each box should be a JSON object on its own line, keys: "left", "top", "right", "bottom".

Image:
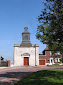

{"left": 36, "top": 0, "right": 63, "bottom": 62}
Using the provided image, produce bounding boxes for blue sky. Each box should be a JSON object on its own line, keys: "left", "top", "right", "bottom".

{"left": 0, "top": 0, "right": 46, "bottom": 61}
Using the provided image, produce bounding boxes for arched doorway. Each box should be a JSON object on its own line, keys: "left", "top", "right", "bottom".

{"left": 21, "top": 53, "right": 30, "bottom": 66}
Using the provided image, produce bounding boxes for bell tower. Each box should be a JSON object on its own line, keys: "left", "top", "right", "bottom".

{"left": 21, "top": 27, "right": 32, "bottom": 47}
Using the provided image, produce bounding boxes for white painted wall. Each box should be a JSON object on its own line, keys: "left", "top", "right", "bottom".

{"left": 50, "top": 58, "right": 55, "bottom": 65}
{"left": 14, "top": 45, "right": 39, "bottom": 66}
{"left": 55, "top": 58, "right": 61, "bottom": 62}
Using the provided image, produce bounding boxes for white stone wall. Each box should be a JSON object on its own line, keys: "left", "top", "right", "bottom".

{"left": 14, "top": 45, "right": 39, "bottom": 66}
{"left": 35, "top": 46, "right": 39, "bottom": 65}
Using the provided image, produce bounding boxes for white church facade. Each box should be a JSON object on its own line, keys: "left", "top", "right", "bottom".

{"left": 14, "top": 27, "right": 39, "bottom": 66}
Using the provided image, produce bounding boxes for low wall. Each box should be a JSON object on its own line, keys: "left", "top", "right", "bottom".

{"left": 0, "top": 61, "right": 8, "bottom": 67}
{"left": 0, "top": 60, "right": 11, "bottom": 67}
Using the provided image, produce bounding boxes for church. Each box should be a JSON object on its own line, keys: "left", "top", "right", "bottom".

{"left": 14, "top": 27, "right": 39, "bottom": 66}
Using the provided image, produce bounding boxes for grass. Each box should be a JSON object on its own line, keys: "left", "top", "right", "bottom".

{"left": 47, "top": 63, "right": 63, "bottom": 67}
{"left": 15, "top": 69, "right": 63, "bottom": 85}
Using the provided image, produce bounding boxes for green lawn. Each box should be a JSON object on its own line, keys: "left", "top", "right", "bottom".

{"left": 47, "top": 63, "right": 63, "bottom": 67}
{"left": 15, "top": 69, "right": 63, "bottom": 85}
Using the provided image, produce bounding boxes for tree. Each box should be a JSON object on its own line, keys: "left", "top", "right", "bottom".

{"left": 36, "top": 0, "right": 63, "bottom": 62}
{"left": 1, "top": 56, "right": 4, "bottom": 60}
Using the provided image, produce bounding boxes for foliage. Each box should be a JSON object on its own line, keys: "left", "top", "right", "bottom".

{"left": 36, "top": 0, "right": 63, "bottom": 56}
{"left": 15, "top": 69, "right": 63, "bottom": 85}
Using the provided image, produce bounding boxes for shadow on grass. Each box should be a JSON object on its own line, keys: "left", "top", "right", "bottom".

{"left": 15, "top": 69, "right": 63, "bottom": 85}
{"left": 0, "top": 72, "right": 31, "bottom": 78}
{"left": 0, "top": 72, "right": 32, "bottom": 85}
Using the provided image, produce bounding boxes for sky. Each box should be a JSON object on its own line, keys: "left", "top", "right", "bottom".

{"left": 0, "top": 0, "right": 46, "bottom": 62}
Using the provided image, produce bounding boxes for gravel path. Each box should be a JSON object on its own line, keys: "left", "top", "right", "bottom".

{"left": 0, "top": 66, "right": 63, "bottom": 85}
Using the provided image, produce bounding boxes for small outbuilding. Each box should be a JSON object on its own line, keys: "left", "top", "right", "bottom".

{"left": 14, "top": 27, "right": 39, "bottom": 66}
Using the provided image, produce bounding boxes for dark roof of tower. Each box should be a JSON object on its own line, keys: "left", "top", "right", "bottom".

{"left": 22, "top": 27, "right": 30, "bottom": 34}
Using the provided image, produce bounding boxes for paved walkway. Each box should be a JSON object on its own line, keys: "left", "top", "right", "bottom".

{"left": 0, "top": 66, "right": 63, "bottom": 85}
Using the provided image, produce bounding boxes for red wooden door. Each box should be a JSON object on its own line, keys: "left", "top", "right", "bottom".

{"left": 39, "top": 60, "right": 45, "bottom": 65}
{"left": 24, "top": 57, "right": 29, "bottom": 65}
